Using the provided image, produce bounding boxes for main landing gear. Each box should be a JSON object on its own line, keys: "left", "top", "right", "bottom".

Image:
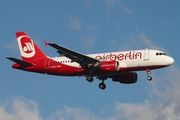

{"left": 146, "top": 69, "right": 152, "bottom": 81}
{"left": 86, "top": 75, "right": 94, "bottom": 82}
{"left": 86, "top": 68, "right": 94, "bottom": 82}
{"left": 86, "top": 75, "right": 107, "bottom": 90}
{"left": 98, "top": 81, "right": 106, "bottom": 90}
{"left": 97, "top": 76, "right": 107, "bottom": 90}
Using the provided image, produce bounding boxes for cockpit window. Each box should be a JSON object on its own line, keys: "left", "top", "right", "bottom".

{"left": 156, "top": 53, "right": 166, "bottom": 56}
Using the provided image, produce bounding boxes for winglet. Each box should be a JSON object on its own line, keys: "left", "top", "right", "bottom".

{"left": 44, "top": 41, "right": 49, "bottom": 46}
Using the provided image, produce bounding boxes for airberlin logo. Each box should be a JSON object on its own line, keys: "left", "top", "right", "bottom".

{"left": 17, "top": 35, "right": 35, "bottom": 58}
{"left": 23, "top": 42, "right": 34, "bottom": 53}
{"left": 95, "top": 51, "right": 142, "bottom": 61}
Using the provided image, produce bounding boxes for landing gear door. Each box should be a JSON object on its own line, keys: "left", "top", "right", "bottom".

{"left": 144, "top": 50, "right": 149, "bottom": 60}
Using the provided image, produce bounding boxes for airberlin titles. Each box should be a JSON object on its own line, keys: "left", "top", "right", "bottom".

{"left": 95, "top": 51, "right": 142, "bottom": 61}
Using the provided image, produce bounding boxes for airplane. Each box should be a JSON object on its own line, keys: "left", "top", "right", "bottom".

{"left": 7, "top": 32, "right": 174, "bottom": 90}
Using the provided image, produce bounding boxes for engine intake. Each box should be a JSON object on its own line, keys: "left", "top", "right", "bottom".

{"left": 112, "top": 72, "right": 138, "bottom": 84}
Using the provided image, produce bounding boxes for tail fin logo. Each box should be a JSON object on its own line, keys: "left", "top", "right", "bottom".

{"left": 17, "top": 35, "right": 35, "bottom": 58}
{"left": 23, "top": 42, "right": 34, "bottom": 53}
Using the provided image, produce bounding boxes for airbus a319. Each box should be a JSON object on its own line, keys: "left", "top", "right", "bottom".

{"left": 7, "top": 32, "right": 174, "bottom": 90}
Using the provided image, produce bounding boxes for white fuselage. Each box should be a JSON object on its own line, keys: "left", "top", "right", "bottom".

{"left": 51, "top": 49, "right": 174, "bottom": 71}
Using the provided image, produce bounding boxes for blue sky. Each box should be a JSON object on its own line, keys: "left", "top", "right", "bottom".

{"left": 1, "top": 0, "right": 180, "bottom": 120}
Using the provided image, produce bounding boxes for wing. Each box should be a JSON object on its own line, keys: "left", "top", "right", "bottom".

{"left": 46, "top": 42, "right": 99, "bottom": 68}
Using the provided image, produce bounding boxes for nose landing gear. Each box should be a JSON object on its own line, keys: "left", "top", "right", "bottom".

{"left": 147, "top": 76, "right": 152, "bottom": 81}
{"left": 146, "top": 69, "right": 152, "bottom": 81}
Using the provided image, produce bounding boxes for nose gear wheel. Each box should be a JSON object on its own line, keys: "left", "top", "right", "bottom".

{"left": 147, "top": 76, "right": 152, "bottom": 81}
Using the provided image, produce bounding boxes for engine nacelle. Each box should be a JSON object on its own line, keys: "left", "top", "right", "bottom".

{"left": 99, "top": 61, "right": 119, "bottom": 72}
{"left": 112, "top": 72, "right": 138, "bottom": 84}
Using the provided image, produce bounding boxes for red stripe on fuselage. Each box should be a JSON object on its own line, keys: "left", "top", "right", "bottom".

{"left": 12, "top": 58, "right": 169, "bottom": 76}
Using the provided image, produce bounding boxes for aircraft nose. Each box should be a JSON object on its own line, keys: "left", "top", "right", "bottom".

{"left": 167, "top": 57, "right": 174, "bottom": 65}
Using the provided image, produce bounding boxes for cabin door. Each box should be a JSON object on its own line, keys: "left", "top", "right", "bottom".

{"left": 144, "top": 50, "right": 149, "bottom": 60}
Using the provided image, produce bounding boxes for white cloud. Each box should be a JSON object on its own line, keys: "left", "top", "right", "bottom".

{"left": 68, "top": 17, "right": 81, "bottom": 30}
{"left": 83, "top": 37, "right": 95, "bottom": 53}
{"left": 112, "top": 100, "right": 178, "bottom": 120}
{"left": 5, "top": 40, "right": 19, "bottom": 51}
{"left": 118, "top": 1, "right": 133, "bottom": 14}
{"left": 101, "top": 0, "right": 134, "bottom": 19}
{"left": 0, "top": 97, "right": 42, "bottom": 120}
{"left": 82, "top": 25, "right": 99, "bottom": 53}
{"left": 47, "top": 106, "right": 102, "bottom": 120}
{"left": 112, "top": 32, "right": 167, "bottom": 52}
{"left": 138, "top": 33, "right": 165, "bottom": 51}
{"left": 160, "top": 21, "right": 172, "bottom": 27}
{"left": 138, "top": 33, "right": 170, "bottom": 55}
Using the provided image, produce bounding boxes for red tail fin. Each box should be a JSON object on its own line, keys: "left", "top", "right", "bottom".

{"left": 16, "top": 32, "right": 47, "bottom": 62}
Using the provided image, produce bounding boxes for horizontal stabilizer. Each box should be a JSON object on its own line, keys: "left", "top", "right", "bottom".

{"left": 6, "top": 57, "right": 34, "bottom": 66}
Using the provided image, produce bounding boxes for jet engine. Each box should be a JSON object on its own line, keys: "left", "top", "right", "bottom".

{"left": 99, "top": 61, "right": 119, "bottom": 72}
{"left": 112, "top": 72, "right": 138, "bottom": 84}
